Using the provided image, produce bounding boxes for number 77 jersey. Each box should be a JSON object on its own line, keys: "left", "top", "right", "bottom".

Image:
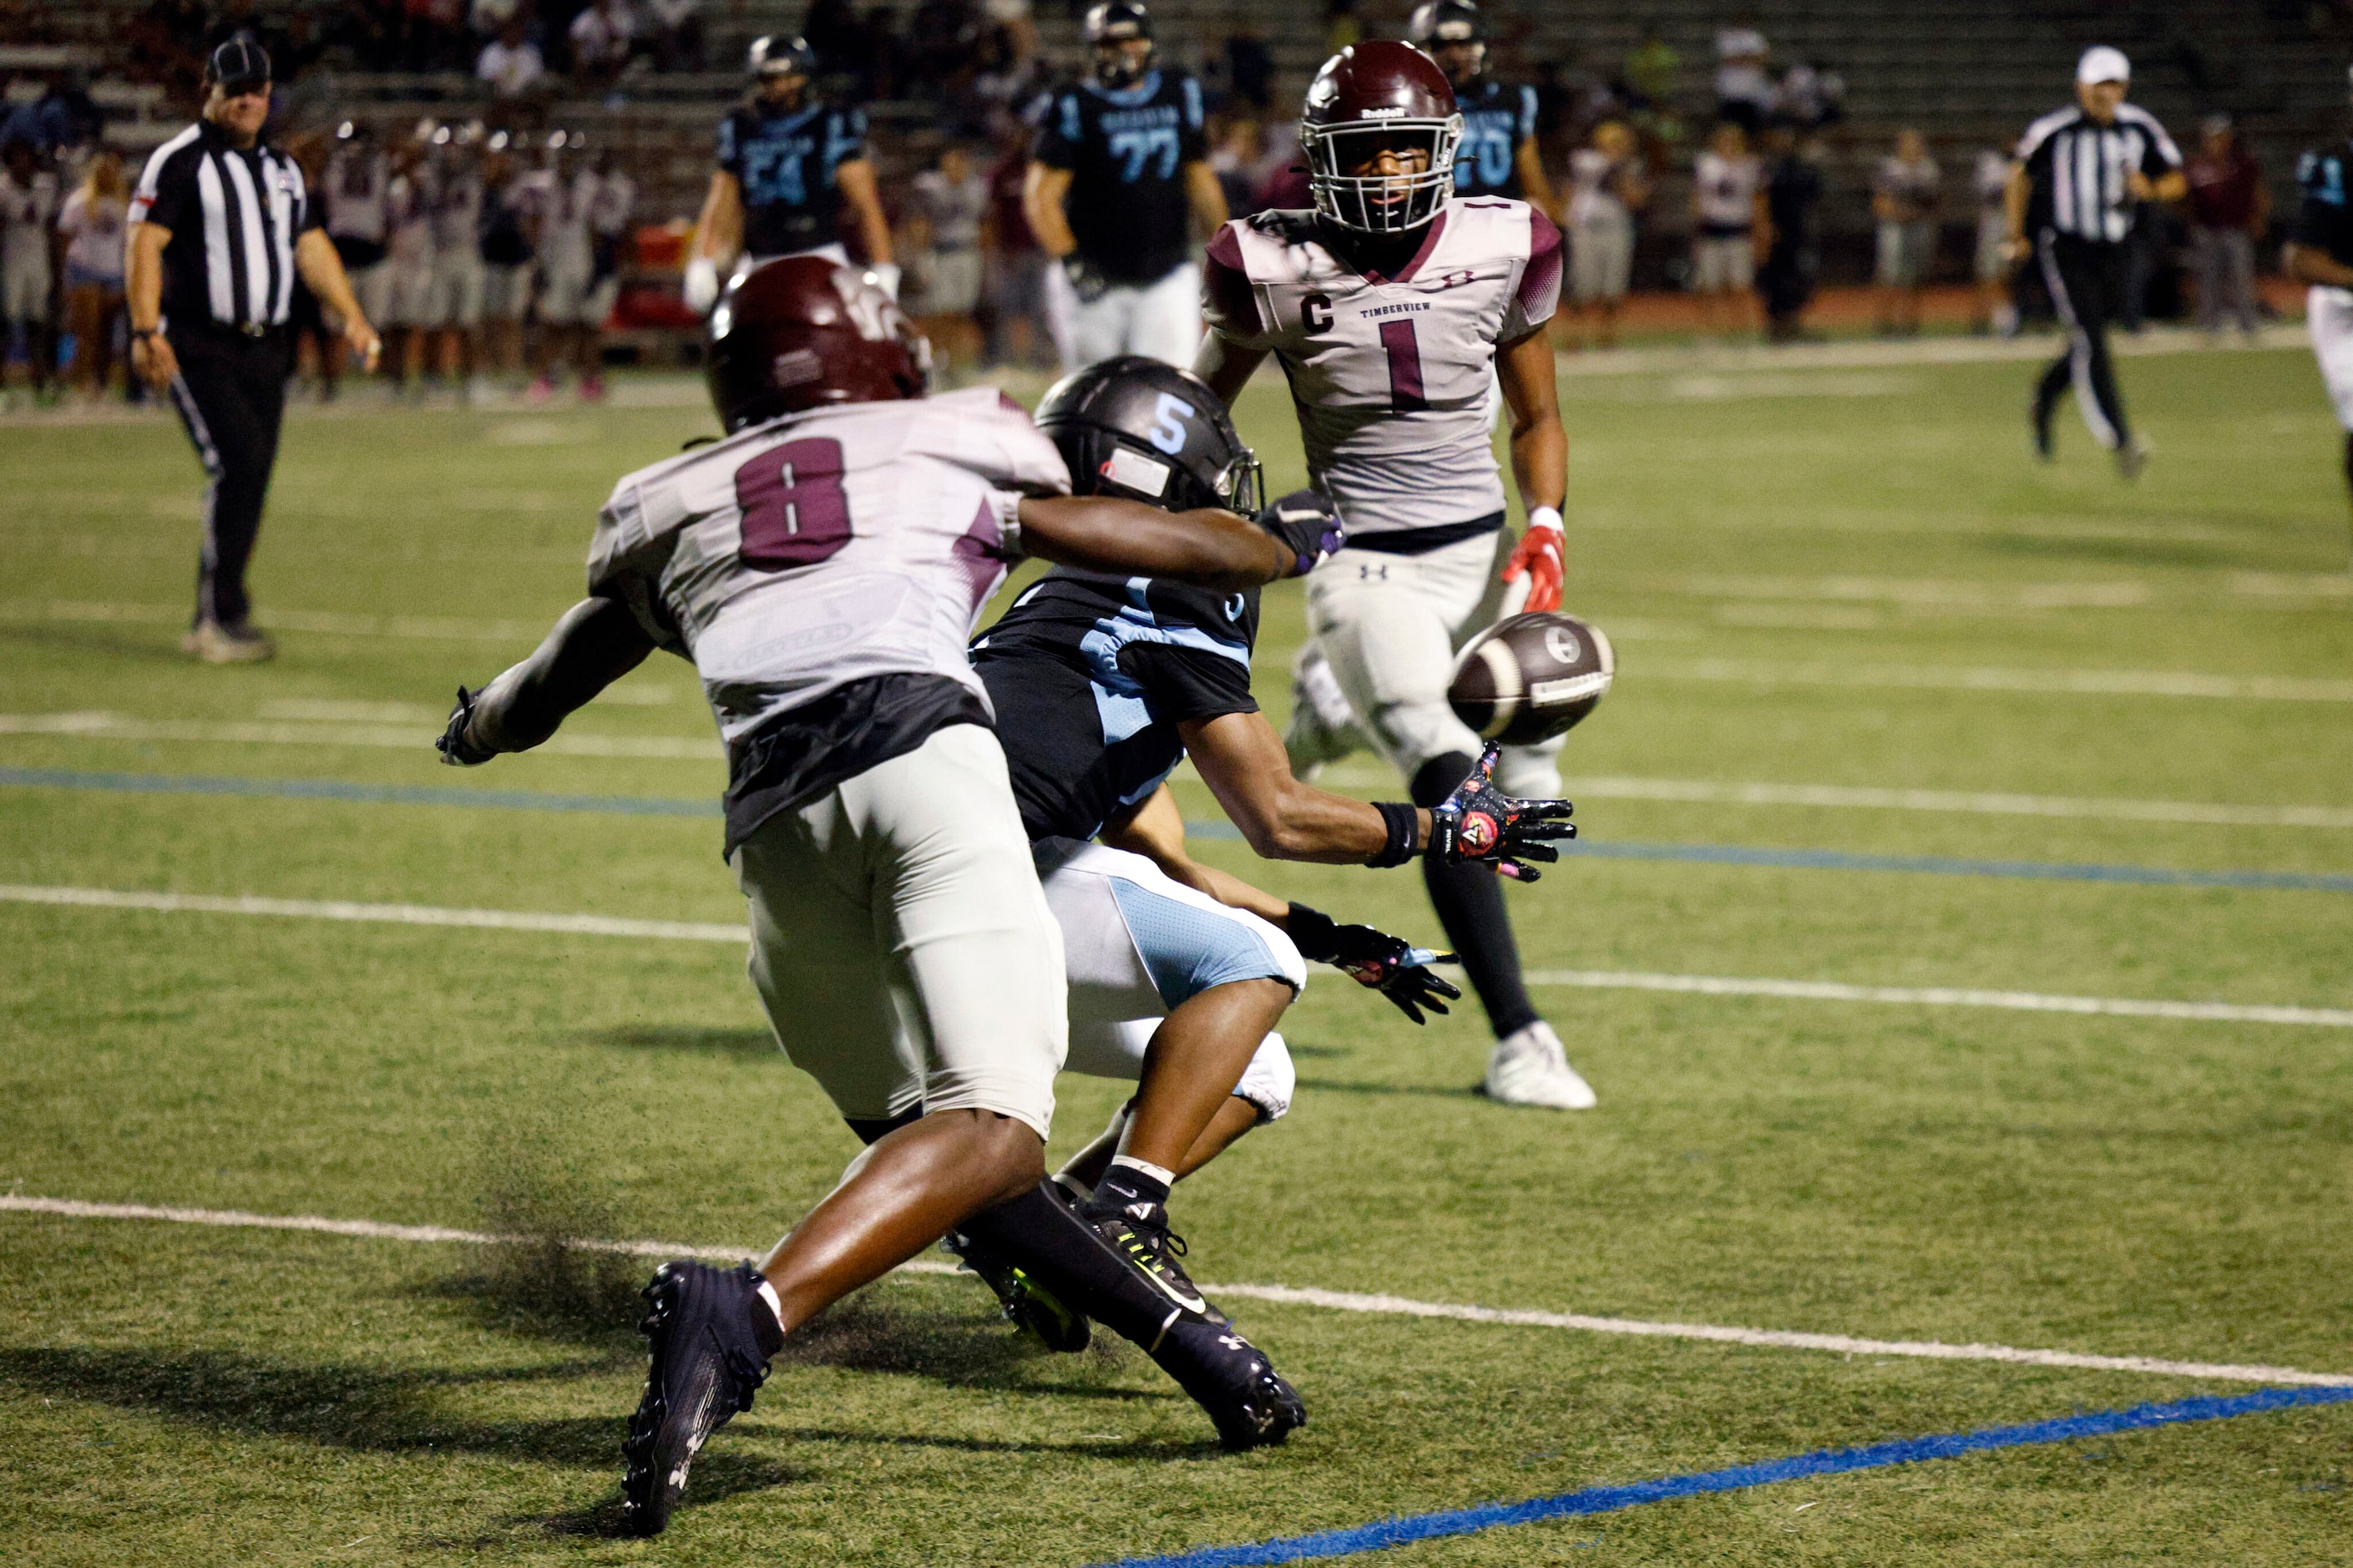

{"left": 1202, "top": 200, "right": 1562, "bottom": 543}
{"left": 585, "top": 387, "right": 1070, "bottom": 749}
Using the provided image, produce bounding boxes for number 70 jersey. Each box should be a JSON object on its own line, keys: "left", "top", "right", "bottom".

{"left": 1202, "top": 200, "right": 1562, "bottom": 541}
{"left": 586, "top": 387, "right": 1070, "bottom": 747}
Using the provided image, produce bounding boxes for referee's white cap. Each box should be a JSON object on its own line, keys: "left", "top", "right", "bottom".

{"left": 2076, "top": 45, "right": 2131, "bottom": 86}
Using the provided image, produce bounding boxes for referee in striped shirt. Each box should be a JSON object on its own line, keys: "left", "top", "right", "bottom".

{"left": 128, "top": 39, "right": 380, "bottom": 664}
{"left": 2003, "top": 46, "right": 2183, "bottom": 478}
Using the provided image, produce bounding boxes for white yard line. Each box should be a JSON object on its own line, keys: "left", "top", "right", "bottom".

{"left": 1641, "top": 659, "right": 2353, "bottom": 703}
{"left": 0, "top": 883, "right": 746, "bottom": 942}
{"left": 3, "top": 1193, "right": 2344, "bottom": 1388}
{"left": 1521, "top": 969, "right": 2353, "bottom": 1029}
{"left": 0, "top": 712, "right": 721, "bottom": 759}
{"left": 5, "top": 883, "right": 2348, "bottom": 1029}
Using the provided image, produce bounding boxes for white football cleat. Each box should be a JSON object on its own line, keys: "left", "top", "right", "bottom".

{"left": 1484, "top": 1021, "right": 1597, "bottom": 1110}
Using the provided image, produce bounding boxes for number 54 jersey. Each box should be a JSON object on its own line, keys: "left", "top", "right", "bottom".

{"left": 586, "top": 387, "right": 1070, "bottom": 751}
{"left": 1202, "top": 200, "right": 1562, "bottom": 543}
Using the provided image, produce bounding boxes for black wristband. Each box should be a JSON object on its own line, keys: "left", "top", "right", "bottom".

{"left": 1367, "top": 802, "right": 1419, "bottom": 868}
{"left": 1285, "top": 903, "right": 1340, "bottom": 964}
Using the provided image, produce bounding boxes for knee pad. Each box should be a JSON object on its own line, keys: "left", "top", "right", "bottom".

{"left": 1233, "top": 1031, "right": 1296, "bottom": 1124}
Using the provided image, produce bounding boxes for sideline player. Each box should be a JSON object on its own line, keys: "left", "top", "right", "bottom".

{"left": 682, "top": 35, "right": 895, "bottom": 313}
{"left": 964, "top": 359, "right": 1565, "bottom": 1333}
{"left": 1407, "top": 0, "right": 1555, "bottom": 215}
{"left": 2003, "top": 46, "right": 2183, "bottom": 477}
{"left": 1024, "top": 0, "right": 1227, "bottom": 371}
{"left": 2285, "top": 65, "right": 2353, "bottom": 567}
{"left": 434, "top": 258, "right": 1354, "bottom": 1531}
{"left": 1196, "top": 42, "right": 1596, "bottom": 1111}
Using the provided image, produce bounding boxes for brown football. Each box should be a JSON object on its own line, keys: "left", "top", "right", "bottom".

{"left": 1447, "top": 611, "right": 1616, "bottom": 746}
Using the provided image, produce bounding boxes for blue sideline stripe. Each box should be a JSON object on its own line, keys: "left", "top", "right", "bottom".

{"left": 4, "top": 768, "right": 2348, "bottom": 894}
{"left": 1098, "top": 1384, "right": 2353, "bottom": 1568}
{"left": 0, "top": 767, "right": 717, "bottom": 818}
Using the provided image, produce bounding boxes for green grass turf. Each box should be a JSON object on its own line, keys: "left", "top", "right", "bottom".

{"left": 3, "top": 343, "right": 2352, "bottom": 1563}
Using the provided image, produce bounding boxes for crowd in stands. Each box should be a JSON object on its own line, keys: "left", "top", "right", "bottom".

{"left": 0, "top": 3, "right": 2309, "bottom": 399}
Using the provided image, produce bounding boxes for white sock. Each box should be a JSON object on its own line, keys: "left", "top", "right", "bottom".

{"left": 1108, "top": 1153, "right": 1176, "bottom": 1189}
{"left": 755, "top": 1278, "right": 786, "bottom": 1333}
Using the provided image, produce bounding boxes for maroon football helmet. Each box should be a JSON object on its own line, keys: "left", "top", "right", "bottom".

{"left": 1300, "top": 41, "right": 1463, "bottom": 234}
{"left": 705, "top": 256, "right": 931, "bottom": 432}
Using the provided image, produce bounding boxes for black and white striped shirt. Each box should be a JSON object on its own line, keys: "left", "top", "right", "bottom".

{"left": 130, "top": 119, "right": 321, "bottom": 330}
{"left": 2016, "top": 103, "right": 2182, "bottom": 245}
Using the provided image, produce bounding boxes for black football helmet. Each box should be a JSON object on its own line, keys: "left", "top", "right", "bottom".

{"left": 746, "top": 34, "right": 815, "bottom": 81}
{"left": 1406, "top": 0, "right": 1487, "bottom": 82}
{"left": 1035, "top": 357, "right": 1261, "bottom": 515}
{"left": 1085, "top": 1, "right": 1154, "bottom": 87}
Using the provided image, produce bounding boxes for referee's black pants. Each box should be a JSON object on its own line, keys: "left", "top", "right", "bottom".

{"left": 166, "top": 324, "right": 290, "bottom": 629}
{"left": 2033, "top": 230, "right": 2133, "bottom": 451}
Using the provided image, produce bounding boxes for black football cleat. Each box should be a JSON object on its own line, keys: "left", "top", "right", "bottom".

{"left": 1085, "top": 1198, "right": 1230, "bottom": 1328}
{"left": 1149, "top": 1317, "right": 1308, "bottom": 1451}
{"left": 620, "top": 1260, "right": 785, "bottom": 1537}
{"left": 943, "top": 1227, "right": 1093, "bottom": 1353}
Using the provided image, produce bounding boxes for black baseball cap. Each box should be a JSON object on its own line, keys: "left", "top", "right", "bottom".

{"left": 205, "top": 37, "right": 273, "bottom": 94}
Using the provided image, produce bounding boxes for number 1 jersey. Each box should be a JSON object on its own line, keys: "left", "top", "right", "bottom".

{"left": 586, "top": 387, "right": 1070, "bottom": 750}
{"left": 1201, "top": 200, "right": 1561, "bottom": 541}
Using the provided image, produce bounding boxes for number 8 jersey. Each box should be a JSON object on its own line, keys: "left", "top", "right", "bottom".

{"left": 1201, "top": 199, "right": 1561, "bottom": 543}
{"left": 587, "top": 386, "right": 1069, "bottom": 787}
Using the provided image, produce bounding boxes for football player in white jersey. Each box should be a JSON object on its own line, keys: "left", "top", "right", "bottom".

{"left": 433, "top": 257, "right": 1350, "bottom": 1532}
{"left": 1194, "top": 40, "right": 1596, "bottom": 1112}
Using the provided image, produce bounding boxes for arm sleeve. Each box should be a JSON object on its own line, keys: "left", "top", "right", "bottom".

{"left": 944, "top": 392, "right": 1073, "bottom": 497}
{"left": 2291, "top": 155, "right": 2350, "bottom": 250}
{"left": 287, "top": 159, "right": 321, "bottom": 234}
{"left": 1033, "top": 93, "right": 1080, "bottom": 170}
{"left": 1122, "top": 642, "right": 1258, "bottom": 724}
{"left": 1200, "top": 221, "right": 1269, "bottom": 346}
{"left": 129, "top": 139, "right": 188, "bottom": 231}
{"left": 715, "top": 111, "right": 741, "bottom": 177}
{"left": 837, "top": 108, "right": 868, "bottom": 161}
{"left": 1501, "top": 206, "right": 1564, "bottom": 338}
{"left": 1179, "top": 76, "right": 1208, "bottom": 161}
{"left": 1517, "top": 84, "right": 1539, "bottom": 142}
{"left": 2141, "top": 115, "right": 2183, "bottom": 173}
{"left": 584, "top": 480, "right": 686, "bottom": 652}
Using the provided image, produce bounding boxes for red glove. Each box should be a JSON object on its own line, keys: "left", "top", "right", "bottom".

{"left": 1500, "top": 505, "right": 1566, "bottom": 613}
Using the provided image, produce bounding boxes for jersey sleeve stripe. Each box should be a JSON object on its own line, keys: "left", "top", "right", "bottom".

{"left": 2016, "top": 106, "right": 2076, "bottom": 162}
{"left": 1202, "top": 222, "right": 1263, "bottom": 339}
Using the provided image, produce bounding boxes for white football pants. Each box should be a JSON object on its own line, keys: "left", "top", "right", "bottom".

{"left": 2309, "top": 286, "right": 2353, "bottom": 431}
{"left": 1043, "top": 260, "right": 1202, "bottom": 372}
{"left": 1288, "top": 529, "right": 1566, "bottom": 800}
{"left": 1034, "top": 837, "right": 1300, "bottom": 1123}
{"left": 737, "top": 724, "right": 1068, "bottom": 1139}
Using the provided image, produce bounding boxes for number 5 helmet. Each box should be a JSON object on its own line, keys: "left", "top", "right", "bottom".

{"left": 705, "top": 256, "right": 929, "bottom": 432}
{"left": 1035, "top": 356, "right": 1263, "bottom": 515}
{"left": 1300, "top": 41, "right": 1462, "bottom": 234}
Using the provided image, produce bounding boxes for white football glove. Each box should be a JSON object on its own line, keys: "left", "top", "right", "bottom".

{"left": 683, "top": 255, "right": 720, "bottom": 314}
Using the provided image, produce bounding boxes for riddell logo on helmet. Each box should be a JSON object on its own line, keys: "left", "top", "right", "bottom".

{"left": 1459, "top": 812, "right": 1498, "bottom": 855}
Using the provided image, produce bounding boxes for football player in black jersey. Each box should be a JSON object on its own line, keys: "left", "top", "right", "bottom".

{"left": 683, "top": 35, "right": 895, "bottom": 313}
{"left": 1023, "top": 1, "right": 1227, "bottom": 371}
{"left": 1407, "top": 0, "right": 1556, "bottom": 215}
{"left": 2285, "top": 65, "right": 2353, "bottom": 563}
{"left": 962, "top": 357, "right": 1576, "bottom": 1338}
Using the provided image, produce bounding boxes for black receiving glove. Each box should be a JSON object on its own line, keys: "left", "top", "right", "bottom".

{"left": 1061, "top": 254, "right": 1111, "bottom": 304}
{"left": 435, "top": 685, "right": 498, "bottom": 766}
{"left": 1253, "top": 488, "right": 1346, "bottom": 579}
{"left": 1288, "top": 903, "right": 1463, "bottom": 1025}
{"left": 1428, "top": 743, "right": 1577, "bottom": 882}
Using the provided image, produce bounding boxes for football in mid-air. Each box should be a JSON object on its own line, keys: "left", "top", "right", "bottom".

{"left": 1448, "top": 612, "right": 1615, "bottom": 746}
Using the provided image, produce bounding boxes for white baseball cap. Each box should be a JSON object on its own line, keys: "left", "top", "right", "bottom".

{"left": 2077, "top": 45, "right": 2131, "bottom": 86}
